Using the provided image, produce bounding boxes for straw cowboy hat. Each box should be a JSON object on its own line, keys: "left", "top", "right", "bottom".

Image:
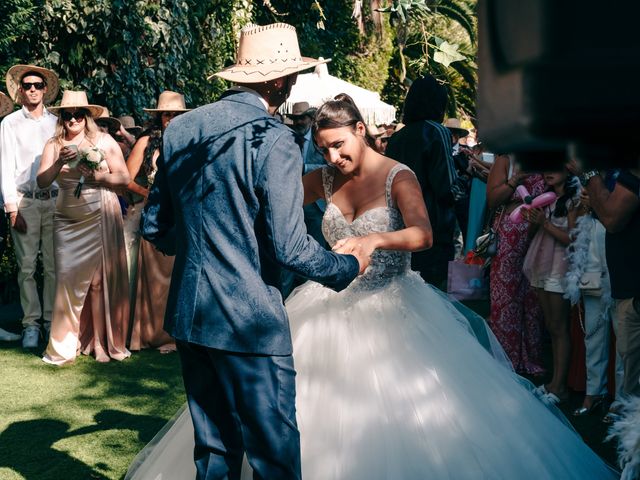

{"left": 443, "top": 118, "right": 469, "bottom": 138}
{"left": 286, "top": 101, "right": 316, "bottom": 119}
{"left": 5, "top": 64, "right": 60, "bottom": 105}
{"left": 211, "top": 23, "right": 330, "bottom": 83}
{"left": 118, "top": 115, "right": 142, "bottom": 136}
{"left": 48, "top": 91, "right": 104, "bottom": 118}
{"left": 95, "top": 107, "right": 121, "bottom": 132}
{"left": 0, "top": 92, "right": 13, "bottom": 118}
{"left": 143, "top": 91, "right": 190, "bottom": 113}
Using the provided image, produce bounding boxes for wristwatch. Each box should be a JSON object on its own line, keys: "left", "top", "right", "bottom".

{"left": 579, "top": 170, "right": 599, "bottom": 187}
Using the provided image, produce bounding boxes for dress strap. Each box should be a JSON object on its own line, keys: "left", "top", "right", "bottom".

{"left": 321, "top": 167, "right": 335, "bottom": 204}
{"left": 95, "top": 132, "right": 105, "bottom": 149}
{"left": 385, "top": 163, "right": 414, "bottom": 207}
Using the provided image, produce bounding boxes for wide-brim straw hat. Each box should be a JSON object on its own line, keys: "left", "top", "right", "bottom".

{"left": 143, "top": 90, "right": 190, "bottom": 113}
{"left": 210, "top": 23, "right": 330, "bottom": 83}
{"left": 118, "top": 115, "right": 142, "bottom": 135}
{"left": 48, "top": 91, "right": 104, "bottom": 118}
{"left": 287, "top": 101, "right": 316, "bottom": 118}
{"left": 443, "top": 118, "right": 469, "bottom": 138}
{"left": 0, "top": 92, "right": 13, "bottom": 118}
{"left": 95, "top": 107, "right": 122, "bottom": 132}
{"left": 6, "top": 64, "right": 60, "bottom": 105}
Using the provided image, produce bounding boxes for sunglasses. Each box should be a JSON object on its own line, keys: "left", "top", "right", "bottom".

{"left": 61, "top": 110, "right": 88, "bottom": 122}
{"left": 21, "top": 81, "right": 46, "bottom": 90}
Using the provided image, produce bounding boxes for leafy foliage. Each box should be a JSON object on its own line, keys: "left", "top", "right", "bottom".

{"left": 378, "top": 0, "right": 478, "bottom": 118}
{"left": 0, "top": 0, "right": 241, "bottom": 123}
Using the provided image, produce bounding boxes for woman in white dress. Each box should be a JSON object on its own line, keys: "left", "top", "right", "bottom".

{"left": 126, "top": 96, "right": 617, "bottom": 479}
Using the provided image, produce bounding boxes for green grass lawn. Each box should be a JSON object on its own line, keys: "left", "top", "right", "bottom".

{"left": 0, "top": 299, "right": 620, "bottom": 477}
{"left": 0, "top": 338, "right": 185, "bottom": 480}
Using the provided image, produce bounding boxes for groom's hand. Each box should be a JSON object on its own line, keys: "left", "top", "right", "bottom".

{"left": 333, "top": 236, "right": 377, "bottom": 274}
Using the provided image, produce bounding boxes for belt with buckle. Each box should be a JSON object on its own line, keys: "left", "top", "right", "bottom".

{"left": 18, "top": 188, "right": 59, "bottom": 200}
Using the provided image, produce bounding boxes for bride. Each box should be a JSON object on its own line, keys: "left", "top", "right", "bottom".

{"left": 126, "top": 96, "right": 617, "bottom": 479}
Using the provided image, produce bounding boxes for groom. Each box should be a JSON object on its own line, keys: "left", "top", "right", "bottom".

{"left": 142, "top": 23, "right": 365, "bottom": 480}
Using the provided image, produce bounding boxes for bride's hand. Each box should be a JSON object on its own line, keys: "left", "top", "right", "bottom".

{"left": 333, "top": 235, "right": 378, "bottom": 274}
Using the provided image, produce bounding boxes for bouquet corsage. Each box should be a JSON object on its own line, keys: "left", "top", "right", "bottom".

{"left": 69, "top": 147, "right": 104, "bottom": 198}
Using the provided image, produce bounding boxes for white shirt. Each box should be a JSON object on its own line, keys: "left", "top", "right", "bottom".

{"left": 0, "top": 106, "right": 57, "bottom": 211}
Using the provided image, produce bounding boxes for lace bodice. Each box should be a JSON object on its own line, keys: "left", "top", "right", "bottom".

{"left": 321, "top": 164, "right": 413, "bottom": 290}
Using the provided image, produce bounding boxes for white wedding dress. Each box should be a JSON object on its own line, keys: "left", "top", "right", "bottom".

{"left": 126, "top": 165, "right": 617, "bottom": 480}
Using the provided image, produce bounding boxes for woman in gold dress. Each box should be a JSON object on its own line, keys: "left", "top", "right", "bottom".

{"left": 127, "top": 91, "right": 189, "bottom": 353}
{"left": 37, "top": 91, "right": 131, "bottom": 364}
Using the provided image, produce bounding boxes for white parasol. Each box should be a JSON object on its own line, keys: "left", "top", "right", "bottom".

{"left": 281, "top": 59, "right": 396, "bottom": 126}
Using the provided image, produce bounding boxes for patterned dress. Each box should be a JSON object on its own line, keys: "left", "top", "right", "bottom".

{"left": 489, "top": 174, "right": 546, "bottom": 375}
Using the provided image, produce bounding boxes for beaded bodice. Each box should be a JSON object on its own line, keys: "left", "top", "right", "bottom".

{"left": 321, "top": 164, "right": 413, "bottom": 290}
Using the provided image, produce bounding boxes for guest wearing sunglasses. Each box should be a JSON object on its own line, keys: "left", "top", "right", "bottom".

{"left": 0, "top": 64, "right": 60, "bottom": 348}
{"left": 37, "top": 90, "right": 131, "bottom": 364}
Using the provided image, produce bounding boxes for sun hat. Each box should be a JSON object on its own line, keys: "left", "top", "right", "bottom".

{"left": 5, "top": 64, "right": 60, "bottom": 105}
{"left": 367, "top": 125, "right": 386, "bottom": 137}
{"left": 95, "top": 107, "right": 122, "bottom": 132}
{"left": 48, "top": 91, "right": 104, "bottom": 118}
{"left": 287, "top": 101, "right": 317, "bottom": 119}
{"left": 211, "top": 23, "right": 330, "bottom": 83}
{"left": 0, "top": 92, "right": 13, "bottom": 118}
{"left": 443, "top": 118, "right": 469, "bottom": 138}
{"left": 117, "top": 115, "right": 142, "bottom": 136}
{"left": 143, "top": 91, "right": 190, "bottom": 113}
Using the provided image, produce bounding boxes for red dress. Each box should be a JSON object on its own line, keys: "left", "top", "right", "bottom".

{"left": 489, "top": 174, "right": 546, "bottom": 374}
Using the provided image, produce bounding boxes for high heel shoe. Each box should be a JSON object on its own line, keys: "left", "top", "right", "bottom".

{"left": 572, "top": 396, "right": 607, "bottom": 417}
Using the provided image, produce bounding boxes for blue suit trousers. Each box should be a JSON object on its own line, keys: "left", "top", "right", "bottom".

{"left": 177, "top": 341, "right": 301, "bottom": 480}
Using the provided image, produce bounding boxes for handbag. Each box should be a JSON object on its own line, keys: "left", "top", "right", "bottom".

{"left": 447, "top": 261, "right": 489, "bottom": 301}
{"left": 579, "top": 271, "right": 603, "bottom": 297}
{"left": 473, "top": 207, "right": 505, "bottom": 259}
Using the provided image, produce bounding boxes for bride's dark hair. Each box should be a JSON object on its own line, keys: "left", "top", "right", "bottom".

{"left": 312, "top": 93, "right": 376, "bottom": 149}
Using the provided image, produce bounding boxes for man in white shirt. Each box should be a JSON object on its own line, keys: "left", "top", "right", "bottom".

{"left": 1, "top": 64, "right": 59, "bottom": 348}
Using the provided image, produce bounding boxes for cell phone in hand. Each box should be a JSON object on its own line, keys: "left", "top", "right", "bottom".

{"left": 65, "top": 144, "right": 80, "bottom": 168}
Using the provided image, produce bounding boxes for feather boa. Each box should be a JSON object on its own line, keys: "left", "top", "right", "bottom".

{"left": 564, "top": 214, "right": 593, "bottom": 305}
{"left": 607, "top": 396, "right": 640, "bottom": 480}
{"left": 563, "top": 214, "right": 612, "bottom": 315}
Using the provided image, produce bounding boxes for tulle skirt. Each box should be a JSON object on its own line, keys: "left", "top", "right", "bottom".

{"left": 127, "top": 272, "right": 617, "bottom": 479}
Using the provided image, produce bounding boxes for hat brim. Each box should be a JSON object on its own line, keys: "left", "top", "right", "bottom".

{"left": 6, "top": 65, "right": 60, "bottom": 105}
{"left": 0, "top": 93, "right": 13, "bottom": 118}
{"left": 48, "top": 104, "right": 104, "bottom": 118}
{"left": 142, "top": 108, "right": 191, "bottom": 113}
{"left": 95, "top": 117, "right": 122, "bottom": 132}
{"left": 210, "top": 57, "right": 330, "bottom": 84}
{"left": 447, "top": 127, "right": 469, "bottom": 138}
{"left": 287, "top": 108, "right": 316, "bottom": 118}
{"left": 124, "top": 126, "right": 143, "bottom": 136}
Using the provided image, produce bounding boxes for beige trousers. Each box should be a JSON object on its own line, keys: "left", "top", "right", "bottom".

{"left": 614, "top": 297, "right": 640, "bottom": 396}
{"left": 12, "top": 195, "right": 56, "bottom": 328}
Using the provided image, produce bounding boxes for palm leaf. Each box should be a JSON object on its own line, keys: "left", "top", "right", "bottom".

{"left": 432, "top": 1, "right": 476, "bottom": 44}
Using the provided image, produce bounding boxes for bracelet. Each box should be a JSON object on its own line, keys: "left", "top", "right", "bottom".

{"left": 579, "top": 170, "right": 599, "bottom": 187}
